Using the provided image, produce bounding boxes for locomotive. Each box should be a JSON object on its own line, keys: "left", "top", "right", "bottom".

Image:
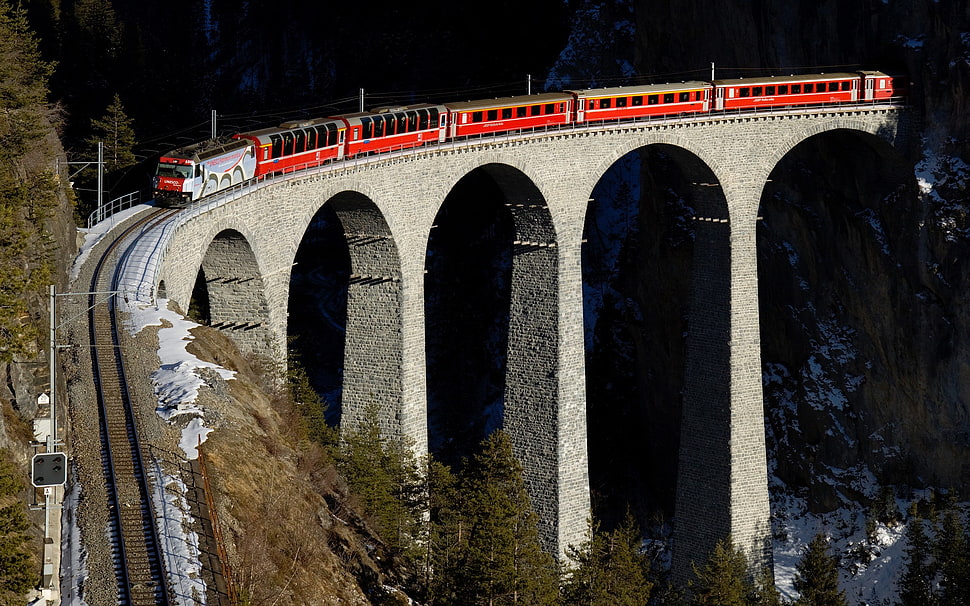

{"left": 153, "top": 70, "right": 903, "bottom": 207}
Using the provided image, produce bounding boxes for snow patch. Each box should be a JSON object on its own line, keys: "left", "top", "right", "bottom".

{"left": 121, "top": 297, "right": 234, "bottom": 456}
{"left": 150, "top": 461, "right": 207, "bottom": 604}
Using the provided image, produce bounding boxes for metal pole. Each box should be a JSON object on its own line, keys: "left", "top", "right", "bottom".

{"left": 97, "top": 142, "right": 103, "bottom": 220}
{"left": 711, "top": 61, "right": 715, "bottom": 81}
{"left": 527, "top": 74, "right": 532, "bottom": 95}
{"left": 359, "top": 88, "right": 365, "bottom": 113}
{"left": 211, "top": 109, "right": 217, "bottom": 139}
{"left": 48, "top": 284, "right": 56, "bottom": 453}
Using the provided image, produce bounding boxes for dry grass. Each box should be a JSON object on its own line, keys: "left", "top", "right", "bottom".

{"left": 186, "top": 325, "right": 405, "bottom": 605}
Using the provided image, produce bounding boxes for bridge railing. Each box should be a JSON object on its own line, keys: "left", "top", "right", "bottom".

{"left": 87, "top": 190, "right": 145, "bottom": 229}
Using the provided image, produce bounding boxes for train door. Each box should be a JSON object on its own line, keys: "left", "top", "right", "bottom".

{"left": 864, "top": 76, "right": 875, "bottom": 101}
{"left": 703, "top": 87, "right": 711, "bottom": 111}
{"left": 715, "top": 86, "right": 725, "bottom": 110}
{"left": 575, "top": 97, "right": 586, "bottom": 123}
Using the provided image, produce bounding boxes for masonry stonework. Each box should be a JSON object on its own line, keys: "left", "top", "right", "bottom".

{"left": 147, "top": 107, "right": 912, "bottom": 566}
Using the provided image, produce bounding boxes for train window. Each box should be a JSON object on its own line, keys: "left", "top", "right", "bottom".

{"left": 765, "top": 86, "right": 775, "bottom": 95}
{"left": 270, "top": 134, "right": 282, "bottom": 159}
{"left": 632, "top": 96, "right": 643, "bottom": 106}
{"left": 487, "top": 109, "right": 498, "bottom": 121}
{"left": 544, "top": 103, "right": 556, "bottom": 114}
{"left": 587, "top": 100, "right": 596, "bottom": 109}
{"left": 663, "top": 93, "right": 674, "bottom": 103}
{"left": 282, "top": 132, "right": 294, "bottom": 156}
{"left": 600, "top": 98, "right": 611, "bottom": 109}
{"left": 472, "top": 111, "right": 483, "bottom": 123}
{"left": 339, "top": 129, "right": 345, "bottom": 144}
{"left": 792, "top": 84, "right": 802, "bottom": 94}
{"left": 294, "top": 131, "right": 306, "bottom": 154}
{"left": 516, "top": 106, "right": 527, "bottom": 117}
{"left": 827, "top": 82, "right": 838, "bottom": 92}
{"left": 803, "top": 83, "right": 813, "bottom": 93}
{"left": 616, "top": 97, "right": 627, "bottom": 107}
{"left": 739, "top": 87, "right": 750, "bottom": 97}
{"left": 417, "top": 110, "right": 429, "bottom": 130}
{"left": 361, "top": 118, "right": 373, "bottom": 140}
{"left": 502, "top": 107, "right": 513, "bottom": 119}
{"left": 305, "top": 128, "right": 317, "bottom": 150}
{"left": 263, "top": 147, "right": 269, "bottom": 161}
{"left": 779, "top": 85, "right": 788, "bottom": 94}
{"left": 752, "top": 87, "right": 763, "bottom": 96}
{"left": 530, "top": 105, "right": 541, "bottom": 116}
{"left": 429, "top": 108, "right": 439, "bottom": 128}
{"left": 840, "top": 81, "right": 851, "bottom": 91}
{"left": 648, "top": 95, "right": 658, "bottom": 105}
{"left": 384, "top": 116, "right": 395, "bottom": 136}
{"left": 679, "top": 92, "right": 690, "bottom": 102}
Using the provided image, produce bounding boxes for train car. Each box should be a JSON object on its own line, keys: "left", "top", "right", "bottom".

{"left": 153, "top": 138, "right": 256, "bottom": 206}
{"left": 713, "top": 72, "right": 862, "bottom": 111}
{"left": 233, "top": 117, "right": 347, "bottom": 176}
{"left": 859, "top": 71, "right": 903, "bottom": 100}
{"left": 443, "top": 92, "right": 573, "bottom": 139}
{"left": 334, "top": 104, "right": 447, "bottom": 157}
{"left": 566, "top": 81, "right": 712, "bottom": 123}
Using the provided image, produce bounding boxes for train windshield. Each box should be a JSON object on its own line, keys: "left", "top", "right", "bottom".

{"left": 155, "top": 162, "right": 193, "bottom": 179}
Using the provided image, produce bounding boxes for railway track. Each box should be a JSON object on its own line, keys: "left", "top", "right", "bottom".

{"left": 87, "top": 208, "right": 178, "bottom": 605}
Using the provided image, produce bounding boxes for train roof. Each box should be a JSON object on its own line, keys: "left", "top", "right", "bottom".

{"left": 442, "top": 92, "right": 572, "bottom": 112}
{"left": 565, "top": 81, "right": 711, "bottom": 97}
{"left": 279, "top": 116, "right": 345, "bottom": 129}
{"left": 161, "top": 137, "right": 250, "bottom": 163}
{"left": 368, "top": 103, "right": 448, "bottom": 114}
{"left": 236, "top": 118, "right": 345, "bottom": 145}
{"left": 712, "top": 72, "right": 861, "bottom": 87}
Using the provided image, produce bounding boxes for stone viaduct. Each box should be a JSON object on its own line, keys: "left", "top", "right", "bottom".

{"left": 117, "top": 103, "right": 912, "bottom": 579}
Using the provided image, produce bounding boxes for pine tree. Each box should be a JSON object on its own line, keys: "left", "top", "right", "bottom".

{"left": 338, "top": 400, "right": 424, "bottom": 559}
{"left": 0, "top": 451, "right": 36, "bottom": 602}
{"left": 442, "top": 430, "right": 559, "bottom": 606}
{"left": 425, "top": 458, "right": 462, "bottom": 604}
{"left": 563, "top": 513, "right": 653, "bottom": 606}
{"left": 898, "top": 504, "right": 935, "bottom": 606}
{"left": 287, "top": 347, "right": 337, "bottom": 449}
{"left": 935, "top": 506, "right": 970, "bottom": 606}
{"left": 793, "top": 534, "right": 847, "bottom": 606}
{"left": 689, "top": 537, "right": 755, "bottom": 606}
{"left": 753, "top": 566, "right": 781, "bottom": 606}
{"left": 87, "top": 93, "right": 137, "bottom": 173}
{"left": 0, "top": 0, "right": 57, "bottom": 362}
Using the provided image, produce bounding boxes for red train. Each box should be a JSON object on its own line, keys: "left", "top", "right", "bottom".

{"left": 153, "top": 70, "right": 903, "bottom": 206}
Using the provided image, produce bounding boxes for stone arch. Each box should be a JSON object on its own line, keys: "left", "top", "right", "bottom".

{"left": 426, "top": 161, "right": 561, "bottom": 550}
{"left": 756, "top": 122, "right": 919, "bottom": 512}
{"left": 580, "top": 141, "right": 728, "bottom": 536}
{"left": 195, "top": 229, "right": 274, "bottom": 357}
{"left": 316, "top": 190, "right": 404, "bottom": 439}
{"left": 764, "top": 117, "right": 906, "bottom": 188}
